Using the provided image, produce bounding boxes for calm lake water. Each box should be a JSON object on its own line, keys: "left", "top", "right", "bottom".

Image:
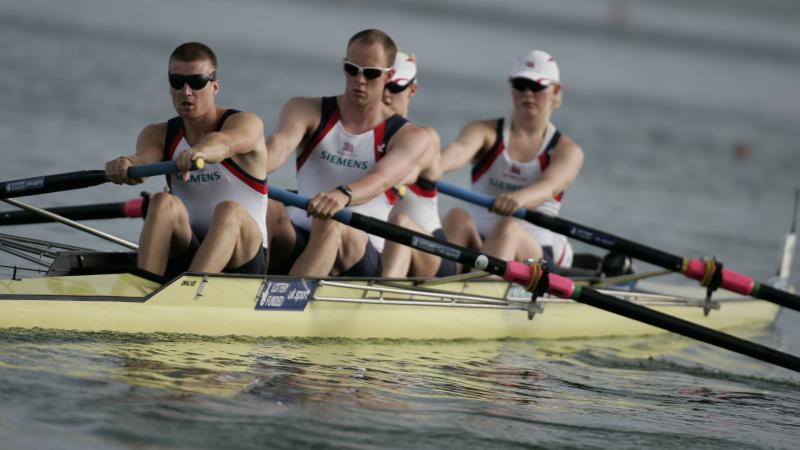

{"left": 1, "top": 0, "right": 799, "bottom": 448}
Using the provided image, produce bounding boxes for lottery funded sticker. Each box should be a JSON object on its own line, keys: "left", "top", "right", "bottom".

{"left": 255, "top": 278, "right": 317, "bottom": 311}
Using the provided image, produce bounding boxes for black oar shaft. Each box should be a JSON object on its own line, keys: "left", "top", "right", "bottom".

{"left": 437, "top": 181, "right": 800, "bottom": 311}
{"left": 0, "top": 201, "right": 140, "bottom": 225}
{"left": 0, "top": 159, "right": 202, "bottom": 200}
{"left": 576, "top": 287, "right": 800, "bottom": 372}
{"left": 524, "top": 209, "right": 686, "bottom": 271}
{"left": 270, "top": 187, "right": 800, "bottom": 373}
{"left": 349, "top": 213, "right": 509, "bottom": 275}
{"left": 756, "top": 284, "right": 800, "bottom": 310}
{"left": 1, "top": 171, "right": 107, "bottom": 200}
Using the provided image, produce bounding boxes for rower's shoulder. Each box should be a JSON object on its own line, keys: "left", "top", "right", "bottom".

{"left": 284, "top": 95, "right": 324, "bottom": 111}
{"left": 220, "top": 110, "right": 265, "bottom": 130}
{"left": 279, "top": 96, "right": 324, "bottom": 122}
{"left": 551, "top": 131, "right": 584, "bottom": 163}
{"left": 137, "top": 121, "right": 169, "bottom": 142}
{"left": 554, "top": 131, "right": 582, "bottom": 153}
{"left": 461, "top": 118, "right": 499, "bottom": 134}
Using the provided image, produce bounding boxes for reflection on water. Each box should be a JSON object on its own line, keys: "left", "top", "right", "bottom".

{"left": 1, "top": 329, "right": 799, "bottom": 449}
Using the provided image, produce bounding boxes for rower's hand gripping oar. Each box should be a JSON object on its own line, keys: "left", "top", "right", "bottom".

{"left": 0, "top": 159, "right": 205, "bottom": 199}
{"left": 436, "top": 181, "right": 800, "bottom": 313}
{"left": 270, "top": 186, "right": 800, "bottom": 374}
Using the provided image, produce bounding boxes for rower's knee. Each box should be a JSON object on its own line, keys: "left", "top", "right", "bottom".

{"left": 490, "top": 217, "right": 521, "bottom": 235}
{"left": 147, "top": 192, "right": 183, "bottom": 221}
{"left": 267, "top": 200, "right": 290, "bottom": 229}
{"left": 388, "top": 212, "right": 414, "bottom": 228}
{"left": 442, "top": 208, "right": 477, "bottom": 238}
{"left": 442, "top": 207, "right": 471, "bottom": 229}
{"left": 210, "top": 200, "right": 248, "bottom": 230}
{"left": 309, "top": 217, "right": 343, "bottom": 241}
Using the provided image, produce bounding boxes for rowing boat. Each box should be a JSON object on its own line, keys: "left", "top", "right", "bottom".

{"left": 2, "top": 163, "right": 798, "bottom": 372}
{"left": 0, "top": 250, "right": 779, "bottom": 340}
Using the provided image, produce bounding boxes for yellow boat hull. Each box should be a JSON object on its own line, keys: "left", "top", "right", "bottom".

{"left": 0, "top": 272, "right": 780, "bottom": 340}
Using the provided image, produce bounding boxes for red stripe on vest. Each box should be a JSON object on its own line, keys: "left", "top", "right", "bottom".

{"left": 408, "top": 182, "right": 437, "bottom": 198}
{"left": 166, "top": 127, "right": 185, "bottom": 162}
{"left": 371, "top": 123, "right": 396, "bottom": 203}
{"left": 538, "top": 151, "right": 550, "bottom": 172}
{"left": 471, "top": 141, "right": 505, "bottom": 183}
{"left": 556, "top": 244, "right": 566, "bottom": 266}
{"left": 297, "top": 109, "right": 340, "bottom": 171}
{"left": 221, "top": 160, "right": 269, "bottom": 195}
{"left": 165, "top": 127, "right": 185, "bottom": 191}
{"left": 373, "top": 122, "right": 386, "bottom": 161}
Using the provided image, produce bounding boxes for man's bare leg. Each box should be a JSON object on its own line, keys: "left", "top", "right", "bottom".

{"left": 266, "top": 199, "right": 297, "bottom": 272}
{"left": 381, "top": 213, "right": 414, "bottom": 277}
{"left": 481, "top": 217, "right": 542, "bottom": 262}
{"left": 137, "top": 192, "right": 193, "bottom": 276}
{"left": 441, "top": 207, "right": 482, "bottom": 273}
{"left": 290, "top": 218, "right": 368, "bottom": 277}
{"left": 382, "top": 213, "right": 443, "bottom": 278}
{"left": 189, "top": 200, "right": 263, "bottom": 273}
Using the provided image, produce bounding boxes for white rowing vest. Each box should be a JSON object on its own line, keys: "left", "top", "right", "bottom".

{"left": 163, "top": 110, "right": 269, "bottom": 247}
{"left": 469, "top": 118, "right": 572, "bottom": 267}
{"left": 291, "top": 96, "right": 407, "bottom": 251}
{"left": 391, "top": 177, "right": 442, "bottom": 233}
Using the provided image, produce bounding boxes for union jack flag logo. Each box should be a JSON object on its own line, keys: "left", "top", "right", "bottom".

{"left": 341, "top": 141, "right": 354, "bottom": 155}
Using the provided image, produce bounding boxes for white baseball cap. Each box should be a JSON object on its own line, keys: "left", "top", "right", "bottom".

{"left": 390, "top": 51, "right": 417, "bottom": 87}
{"left": 508, "top": 50, "right": 559, "bottom": 86}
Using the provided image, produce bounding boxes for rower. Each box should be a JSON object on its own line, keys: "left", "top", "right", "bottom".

{"left": 380, "top": 52, "right": 457, "bottom": 278}
{"left": 105, "top": 42, "right": 269, "bottom": 277}
{"left": 440, "top": 50, "right": 584, "bottom": 269}
{"left": 266, "top": 29, "right": 430, "bottom": 277}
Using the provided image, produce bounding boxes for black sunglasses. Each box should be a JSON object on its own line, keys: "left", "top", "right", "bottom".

{"left": 510, "top": 78, "right": 548, "bottom": 93}
{"left": 343, "top": 60, "right": 391, "bottom": 80}
{"left": 168, "top": 72, "right": 217, "bottom": 90}
{"left": 386, "top": 78, "right": 415, "bottom": 94}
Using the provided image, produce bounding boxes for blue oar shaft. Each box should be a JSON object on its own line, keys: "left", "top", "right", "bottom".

{"left": 436, "top": 180, "right": 800, "bottom": 312}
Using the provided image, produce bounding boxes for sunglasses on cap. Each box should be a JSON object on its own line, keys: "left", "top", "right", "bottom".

{"left": 168, "top": 72, "right": 217, "bottom": 90}
{"left": 343, "top": 60, "right": 391, "bottom": 80}
{"left": 385, "top": 78, "right": 415, "bottom": 94}
{"left": 510, "top": 78, "right": 548, "bottom": 93}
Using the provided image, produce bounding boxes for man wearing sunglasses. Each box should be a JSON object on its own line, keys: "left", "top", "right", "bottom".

{"left": 439, "top": 50, "right": 584, "bottom": 272}
{"left": 105, "top": 42, "right": 269, "bottom": 278}
{"left": 266, "top": 29, "right": 430, "bottom": 277}
{"left": 379, "top": 52, "right": 457, "bottom": 279}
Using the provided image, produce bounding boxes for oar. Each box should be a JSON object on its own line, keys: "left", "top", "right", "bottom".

{"left": 270, "top": 187, "right": 800, "bottom": 373}
{"left": 436, "top": 181, "right": 800, "bottom": 313}
{"left": 0, "top": 160, "right": 203, "bottom": 199}
{"left": 0, "top": 195, "right": 147, "bottom": 226}
{"left": 1, "top": 198, "right": 139, "bottom": 250}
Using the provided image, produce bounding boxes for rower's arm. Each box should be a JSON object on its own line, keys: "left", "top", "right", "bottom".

{"left": 439, "top": 121, "right": 492, "bottom": 173}
{"left": 492, "top": 136, "right": 584, "bottom": 215}
{"left": 349, "top": 125, "right": 431, "bottom": 205}
{"left": 395, "top": 126, "right": 441, "bottom": 186}
{"left": 266, "top": 97, "right": 321, "bottom": 174}
{"left": 105, "top": 123, "right": 166, "bottom": 184}
{"left": 175, "top": 112, "right": 265, "bottom": 172}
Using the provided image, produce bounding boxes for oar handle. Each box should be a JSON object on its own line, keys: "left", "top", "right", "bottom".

{"left": 125, "top": 158, "right": 205, "bottom": 179}
{"left": 436, "top": 181, "right": 526, "bottom": 220}
{"left": 268, "top": 188, "right": 353, "bottom": 223}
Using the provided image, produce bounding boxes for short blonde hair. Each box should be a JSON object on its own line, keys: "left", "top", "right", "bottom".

{"left": 347, "top": 29, "right": 397, "bottom": 67}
